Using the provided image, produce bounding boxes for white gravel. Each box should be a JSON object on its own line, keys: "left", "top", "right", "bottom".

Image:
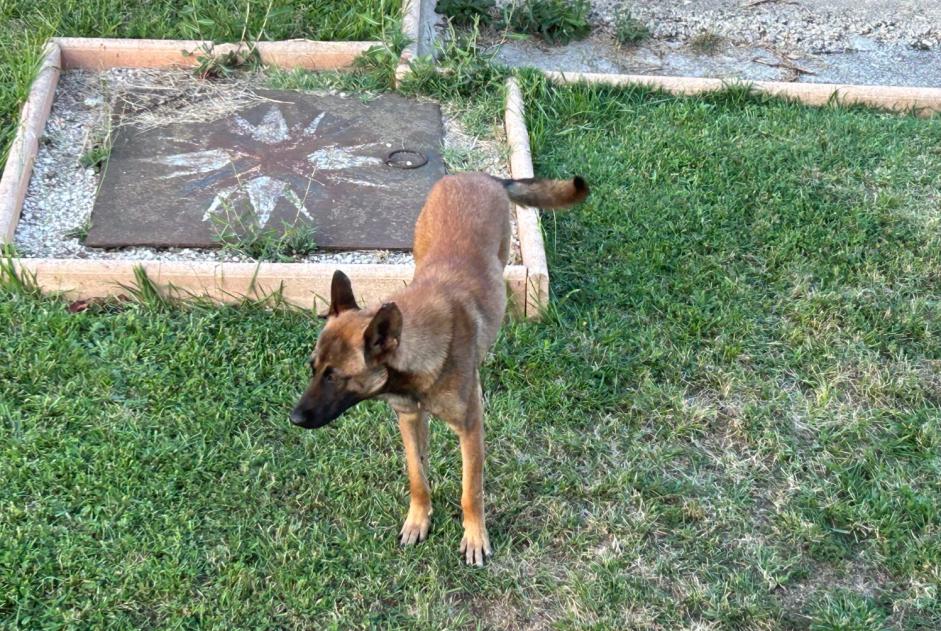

{"left": 14, "top": 69, "right": 518, "bottom": 265}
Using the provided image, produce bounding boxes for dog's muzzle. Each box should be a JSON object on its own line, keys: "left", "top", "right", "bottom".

{"left": 289, "top": 407, "right": 307, "bottom": 426}
{"left": 290, "top": 405, "right": 333, "bottom": 429}
{"left": 290, "top": 391, "right": 362, "bottom": 429}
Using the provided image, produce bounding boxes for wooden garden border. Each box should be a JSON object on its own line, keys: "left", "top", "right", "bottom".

{"left": 545, "top": 70, "right": 941, "bottom": 115}
{"left": 0, "top": 31, "right": 542, "bottom": 317}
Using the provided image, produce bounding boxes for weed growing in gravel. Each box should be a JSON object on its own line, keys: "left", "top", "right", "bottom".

{"left": 504, "top": 0, "right": 591, "bottom": 45}
{"left": 436, "top": 0, "right": 496, "bottom": 27}
{"left": 614, "top": 8, "right": 649, "bottom": 47}
{"left": 400, "top": 24, "right": 509, "bottom": 139}
{"left": 401, "top": 23, "right": 508, "bottom": 99}
{"left": 441, "top": 144, "right": 497, "bottom": 172}
{"left": 78, "top": 145, "right": 110, "bottom": 170}
{"left": 64, "top": 219, "right": 92, "bottom": 243}
{"left": 79, "top": 116, "right": 113, "bottom": 172}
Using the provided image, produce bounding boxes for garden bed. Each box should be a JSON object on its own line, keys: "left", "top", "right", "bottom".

{"left": 14, "top": 68, "right": 516, "bottom": 266}
{"left": 0, "top": 34, "right": 547, "bottom": 318}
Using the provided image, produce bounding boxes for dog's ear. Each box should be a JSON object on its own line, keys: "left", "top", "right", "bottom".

{"left": 329, "top": 270, "right": 359, "bottom": 317}
{"left": 364, "top": 302, "right": 402, "bottom": 361}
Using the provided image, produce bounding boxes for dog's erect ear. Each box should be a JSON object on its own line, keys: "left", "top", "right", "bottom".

{"left": 329, "top": 270, "right": 359, "bottom": 317}
{"left": 364, "top": 302, "right": 402, "bottom": 361}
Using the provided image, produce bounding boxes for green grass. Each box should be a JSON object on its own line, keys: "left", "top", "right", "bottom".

{"left": 3, "top": 17, "right": 941, "bottom": 629}
{"left": 4, "top": 76, "right": 941, "bottom": 627}
{"left": 0, "top": 0, "right": 400, "bottom": 165}
{"left": 212, "top": 212, "right": 319, "bottom": 262}
{"left": 516, "top": 75, "right": 941, "bottom": 628}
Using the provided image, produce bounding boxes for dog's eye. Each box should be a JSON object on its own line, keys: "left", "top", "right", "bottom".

{"left": 323, "top": 368, "right": 335, "bottom": 383}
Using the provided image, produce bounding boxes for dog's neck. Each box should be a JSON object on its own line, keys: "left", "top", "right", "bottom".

{"left": 381, "top": 285, "right": 454, "bottom": 389}
{"left": 379, "top": 365, "right": 421, "bottom": 400}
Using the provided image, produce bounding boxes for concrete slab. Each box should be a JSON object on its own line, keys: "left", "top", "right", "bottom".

{"left": 86, "top": 90, "right": 445, "bottom": 249}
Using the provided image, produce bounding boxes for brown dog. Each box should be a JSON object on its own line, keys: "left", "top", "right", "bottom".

{"left": 291, "top": 173, "right": 588, "bottom": 565}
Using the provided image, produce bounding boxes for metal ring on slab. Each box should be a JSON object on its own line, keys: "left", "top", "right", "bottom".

{"left": 384, "top": 149, "right": 428, "bottom": 169}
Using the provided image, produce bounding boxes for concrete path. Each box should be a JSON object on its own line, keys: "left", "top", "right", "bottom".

{"left": 468, "top": 0, "right": 941, "bottom": 87}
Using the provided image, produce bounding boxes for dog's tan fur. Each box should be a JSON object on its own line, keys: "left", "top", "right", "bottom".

{"left": 292, "top": 173, "right": 587, "bottom": 565}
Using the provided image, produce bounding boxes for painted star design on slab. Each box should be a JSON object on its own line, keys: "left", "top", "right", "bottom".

{"left": 150, "top": 105, "right": 387, "bottom": 228}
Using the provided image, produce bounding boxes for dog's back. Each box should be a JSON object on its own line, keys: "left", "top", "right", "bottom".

{"left": 412, "top": 173, "right": 588, "bottom": 271}
{"left": 400, "top": 173, "right": 588, "bottom": 361}
{"left": 412, "top": 173, "right": 512, "bottom": 270}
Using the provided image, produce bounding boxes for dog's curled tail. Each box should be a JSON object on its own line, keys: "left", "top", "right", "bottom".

{"left": 498, "top": 176, "right": 589, "bottom": 209}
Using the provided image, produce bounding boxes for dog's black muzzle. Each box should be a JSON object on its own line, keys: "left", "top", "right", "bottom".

{"left": 290, "top": 392, "right": 361, "bottom": 429}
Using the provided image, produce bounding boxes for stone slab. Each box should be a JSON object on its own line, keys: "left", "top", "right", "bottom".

{"left": 86, "top": 90, "right": 445, "bottom": 249}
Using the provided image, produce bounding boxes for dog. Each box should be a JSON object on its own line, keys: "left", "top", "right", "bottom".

{"left": 291, "top": 172, "right": 588, "bottom": 565}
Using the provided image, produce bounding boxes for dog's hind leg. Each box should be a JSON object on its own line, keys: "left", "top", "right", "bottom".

{"left": 398, "top": 409, "right": 432, "bottom": 546}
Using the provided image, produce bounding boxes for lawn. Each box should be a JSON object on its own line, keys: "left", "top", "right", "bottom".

{"left": 3, "top": 8, "right": 941, "bottom": 630}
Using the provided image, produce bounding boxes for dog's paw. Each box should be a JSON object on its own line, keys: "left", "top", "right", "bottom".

{"left": 460, "top": 523, "right": 492, "bottom": 566}
{"left": 399, "top": 507, "right": 431, "bottom": 546}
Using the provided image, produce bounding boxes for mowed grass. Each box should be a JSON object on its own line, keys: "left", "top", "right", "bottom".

{"left": 0, "top": 0, "right": 399, "bottom": 164}
{"left": 3, "top": 74, "right": 940, "bottom": 628}
{"left": 3, "top": 32, "right": 941, "bottom": 631}
{"left": 517, "top": 77, "right": 941, "bottom": 628}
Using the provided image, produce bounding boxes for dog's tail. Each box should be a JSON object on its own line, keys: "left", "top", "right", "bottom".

{"left": 498, "top": 176, "right": 589, "bottom": 209}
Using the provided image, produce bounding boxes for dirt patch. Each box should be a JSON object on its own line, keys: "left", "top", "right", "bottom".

{"left": 775, "top": 557, "right": 890, "bottom": 625}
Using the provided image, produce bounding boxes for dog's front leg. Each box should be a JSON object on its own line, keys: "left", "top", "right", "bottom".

{"left": 450, "top": 384, "right": 491, "bottom": 566}
{"left": 397, "top": 409, "right": 432, "bottom": 546}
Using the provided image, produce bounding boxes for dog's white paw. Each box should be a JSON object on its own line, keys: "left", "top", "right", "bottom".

{"left": 460, "top": 523, "right": 492, "bottom": 566}
{"left": 399, "top": 507, "right": 431, "bottom": 546}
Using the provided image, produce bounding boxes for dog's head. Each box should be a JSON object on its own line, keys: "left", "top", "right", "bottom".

{"left": 290, "top": 270, "right": 402, "bottom": 429}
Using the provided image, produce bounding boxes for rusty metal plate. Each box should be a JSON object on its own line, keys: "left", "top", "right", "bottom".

{"left": 85, "top": 90, "right": 445, "bottom": 250}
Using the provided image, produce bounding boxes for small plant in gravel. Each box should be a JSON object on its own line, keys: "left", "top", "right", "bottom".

{"left": 436, "top": 0, "right": 496, "bottom": 27}
{"left": 64, "top": 219, "right": 92, "bottom": 243}
{"left": 441, "top": 145, "right": 494, "bottom": 172}
{"left": 223, "top": 221, "right": 318, "bottom": 262}
{"left": 690, "top": 31, "right": 724, "bottom": 55}
{"left": 78, "top": 145, "right": 110, "bottom": 170}
{"left": 614, "top": 8, "right": 649, "bottom": 47}
{"left": 504, "top": 0, "right": 591, "bottom": 45}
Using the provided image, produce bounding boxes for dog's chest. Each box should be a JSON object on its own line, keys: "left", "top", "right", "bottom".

{"left": 378, "top": 392, "right": 421, "bottom": 414}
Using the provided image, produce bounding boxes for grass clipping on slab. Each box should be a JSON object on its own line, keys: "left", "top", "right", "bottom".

{"left": 110, "top": 69, "right": 272, "bottom": 132}
{"left": 3, "top": 61, "right": 941, "bottom": 631}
